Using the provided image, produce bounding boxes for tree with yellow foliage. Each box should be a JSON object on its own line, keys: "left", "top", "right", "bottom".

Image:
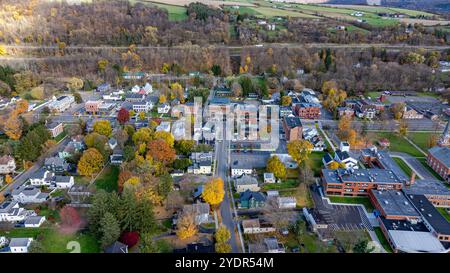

{"left": 77, "top": 148, "right": 104, "bottom": 177}
{"left": 159, "top": 94, "right": 167, "bottom": 104}
{"left": 287, "top": 140, "right": 314, "bottom": 166}
{"left": 281, "top": 95, "right": 292, "bottom": 106}
{"left": 154, "top": 131, "right": 175, "bottom": 148}
{"left": 123, "top": 177, "right": 140, "bottom": 190}
{"left": 97, "top": 59, "right": 109, "bottom": 72}
{"left": 4, "top": 175, "right": 13, "bottom": 184}
{"left": 202, "top": 177, "right": 225, "bottom": 207}
{"left": 0, "top": 45, "right": 7, "bottom": 56}
{"left": 176, "top": 211, "right": 197, "bottom": 240}
{"left": 4, "top": 113, "right": 22, "bottom": 140}
{"left": 138, "top": 111, "right": 146, "bottom": 121}
{"left": 214, "top": 225, "right": 231, "bottom": 253}
{"left": 328, "top": 161, "right": 339, "bottom": 170}
{"left": 93, "top": 120, "right": 112, "bottom": 137}
{"left": 15, "top": 100, "right": 29, "bottom": 114}
{"left": 66, "top": 77, "right": 83, "bottom": 91}
{"left": 170, "top": 82, "right": 183, "bottom": 101}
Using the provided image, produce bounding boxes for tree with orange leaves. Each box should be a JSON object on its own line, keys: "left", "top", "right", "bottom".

{"left": 146, "top": 139, "right": 176, "bottom": 165}
{"left": 15, "top": 100, "right": 29, "bottom": 114}
{"left": 4, "top": 112, "right": 22, "bottom": 140}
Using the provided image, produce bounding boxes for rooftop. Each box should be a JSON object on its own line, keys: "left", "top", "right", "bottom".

{"left": 24, "top": 216, "right": 45, "bottom": 225}
{"left": 408, "top": 194, "right": 450, "bottom": 235}
{"left": 388, "top": 230, "right": 446, "bottom": 253}
{"left": 403, "top": 179, "right": 450, "bottom": 196}
{"left": 322, "top": 168, "right": 403, "bottom": 185}
{"left": 284, "top": 116, "right": 302, "bottom": 129}
{"left": 370, "top": 190, "right": 420, "bottom": 218}
{"left": 428, "top": 146, "right": 450, "bottom": 168}
{"left": 235, "top": 175, "right": 258, "bottom": 186}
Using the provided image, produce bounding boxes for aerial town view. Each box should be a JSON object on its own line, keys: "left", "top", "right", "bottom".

{"left": 0, "top": 0, "right": 449, "bottom": 261}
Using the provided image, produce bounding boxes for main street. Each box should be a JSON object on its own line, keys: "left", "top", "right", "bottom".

{"left": 214, "top": 117, "right": 245, "bottom": 253}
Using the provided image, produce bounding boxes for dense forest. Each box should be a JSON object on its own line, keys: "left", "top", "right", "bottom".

{"left": 0, "top": 0, "right": 448, "bottom": 47}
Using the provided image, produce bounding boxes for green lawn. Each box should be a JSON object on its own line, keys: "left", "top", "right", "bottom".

{"left": 0, "top": 227, "right": 100, "bottom": 253}
{"left": 54, "top": 131, "right": 67, "bottom": 143}
{"left": 146, "top": 1, "right": 188, "bottom": 21}
{"left": 392, "top": 157, "right": 415, "bottom": 177}
{"left": 369, "top": 132, "right": 424, "bottom": 157}
{"left": 437, "top": 208, "right": 450, "bottom": 223}
{"left": 328, "top": 196, "right": 374, "bottom": 212}
{"left": 373, "top": 227, "right": 393, "bottom": 253}
{"left": 308, "top": 152, "right": 325, "bottom": 176}
{"left": 95, "top": 165, "right": 119, "bottom": 192}
{"left": 407, "top": 132, "right": 438, "bottom": 152}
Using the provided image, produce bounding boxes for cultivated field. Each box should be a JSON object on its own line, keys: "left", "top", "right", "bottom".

{"left": 144, "top": 0, "right": 256, "bottom": 8}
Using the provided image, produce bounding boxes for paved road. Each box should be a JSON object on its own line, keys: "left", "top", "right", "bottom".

{"left": 215, "top": 138, "right": 241, "bottom": 253}
{"left": 2, "top": 137, "right": 70, "bottom": 195}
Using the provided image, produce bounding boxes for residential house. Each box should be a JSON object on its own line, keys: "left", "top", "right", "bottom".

{"left": 234, "top": 175, "right": 260, "bottom": 193}
{"left": 0, "top": 201, "right": 34, "bottom": 222}
{"left": 279, "top": 106, "right": 293, "bottom": 117}
{"left": 104, "top": 241, "right": 129, "bottom": 253}
{"left": 282, "top": 116, "right": 303, "bottom": 142}
{"left": 110, "top": 148, "right": 124, "bottom": 165}
{"left": 85, "top": 100, "right": 103, "bottom": 114}
{"left": 0, "top": 155, "right": 16, "bottom": 174}
{"left": 46, "top": 122, "right": 64, "bottom": 138}
{"left": 334, "top": 150, "right": 358, "bottom": 169}
{"left": 158, "top": 103, "right": 171, "bottom": 114}
{"left": 29, "top": 168, "right": 54, "bottom": 187}
{"left": 156, "top": 121, "right": 171, "bottom": 132}
{"left": 9, "top": 238, "right": 33, "bottom": 253}
{"left": 338, "top": 107, "right": 355, "bottom": 118}
{"left": 58, "top": 136, "right": 84, "bottom": 159}
{"left": 108, "top": 138, "right": 117, "bottom": 150}
{"left": 427, "top": 147, "right": 450, "bottom": 182}
{"left": 48, "top": 95, "right": 74, "bottom": 112}
{"left": 182, "top": 203, "right": 211, "bottom": 225}
{"left": 11, "top": 185, "right": 49, "bottom": 204}
{"left": 44, "top": 157, "right": 69, "bottom": 174}
{"left": 264, "top": 173, "right": 276, "bottom": 184}
{"left": 132, "top": 101, "right": 153, "bottom": 113}
{"left": 123, "top": 72, "right": 145, "bottom": 80}
{"left": 125, "top": 93, "right": 145, "bottom": 102}
{"left": 231, "top": 160, "right": 253, "bottom": 177}
{"left": 276, "top": 196, "right": 296, "bottom": 209}
{"left": 52, "top": 176, "right": 74, "bottom": 189}
{"left": 249, "top": 237, "right": 285, "bottom": 253}
{"left": 24, "top": 216, "right": 46, "bottom": 228}
{"left": 242, "top": 219, "right": 276, "bottom": 234}
{"left": 339, "top": 141, "right": 350, "bottom": 152}
{"left": 188, "top": 152, "right": 213, "bottom": 175}
{"left": 96, "top": 83, "right": 110, "bottom": 92}
{"left": 322, "top": 153, "right": 335, "bottom": 168}
{"left": 355, "top": 100, "right": 376, "bottom": 119}
{"left": 238, "top": 190, "right": 266, "bottom": 209}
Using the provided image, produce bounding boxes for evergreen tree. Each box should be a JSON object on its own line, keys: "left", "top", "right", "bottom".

{"left": 99, "top": 212, "right": 121, "bottom": 248}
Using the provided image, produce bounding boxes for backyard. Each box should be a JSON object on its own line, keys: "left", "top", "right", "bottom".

{"left": 94, "top": 165, "right": 120, "bottom": 192}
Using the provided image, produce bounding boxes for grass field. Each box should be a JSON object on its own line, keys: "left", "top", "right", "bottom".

{"left": 368, "top": 132, "right": 424, "bottom": 158}
{"left": 308, "top": 152, "right": 325, "bottom": 176}
{"left": 328, "top": 196, "right": 374, "bottom": 212}
{"left": 392, "top": 157, "right": 415, "bottom": 177}
{"left": 407, "top": 132, "right": 438, "bottom": 152}
{"left": 0, "top": 228, "right": 100, "bottom": 253}
{"left": 373, "top": 227, "right": 393, "bottom": 253}
{"left": 144, "top": 1, "right": 188, "bottom": 21}
{"left": 95, "top": 165, "right": 119, "bottom": 192}
{"left": 261, "top": 179, "right": 299, "bottom": 190}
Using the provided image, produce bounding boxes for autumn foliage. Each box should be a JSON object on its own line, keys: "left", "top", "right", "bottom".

{"left": 202, "top": 177, "right": 225, "bottom": 206}
{"left": 77, "top": 148, "right": 104, "bottom": 177}
{"left": 119, "top": 231, "right": 140, "bottom": 247}
{"left": 117, "top": 107, "right": 130, "bottom": 125}
{"left": 146, "top": 139, "right": 176, "bottom": 165}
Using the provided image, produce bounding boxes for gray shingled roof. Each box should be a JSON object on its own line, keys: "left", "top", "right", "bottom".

{"left": 428, "top": 146, "right": 450, "bottom": 168}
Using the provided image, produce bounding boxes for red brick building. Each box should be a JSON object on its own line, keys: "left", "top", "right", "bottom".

{"left": 322, "top": 169, "right": 403, "bottom": 197}
{"left": 427, "top": 146, "right": 450, "bottom": 183}
{"left": 282, "top": 116, "right": 303, "bottom": 142}
{"left": 85, "top": 100, "right": 103, "bottom": 114}
{"left": 294, "top": 103, "right": 321, "bottom": 119}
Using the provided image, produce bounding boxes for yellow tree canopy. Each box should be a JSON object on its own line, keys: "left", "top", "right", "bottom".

{"left": 202, "top": 177, "right": 225, "bottom": 206}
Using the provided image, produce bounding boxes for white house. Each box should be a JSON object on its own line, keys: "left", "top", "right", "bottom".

{"left": 132, "top": 101, "right": 153, "bottom": 112}
{"left": 231, "top": 164, "right": 253, "bottom": 177}
{"left": 0, "top": 201, "right": 35, "bottom": 222}
{"left": 52, "top": 176, "right": 74, "bottom": 189}
{"left": 187, "top": 160, "right": 212, "bottom": 175}
{"left": 29, "top": 168, "right": 54, "bottom": 187}
{"left": 234, "top": 175, "right": 260, "bottom": 193}
{"left": 9, "top": 238, "right": 33, "bottom": 253}
{"left": 339, "top": 141, "right": 350, "bottom": 153}
{"left": 11, "top": 186, "right": 49, "bottom": 204}
{"left": 242, "top": 219, "right": 276, "bottom": 234}
{"left": 334, "top": 150, "right": 358, "bottom": 169}
{"left": 156, "top": 121, "right": 171, "bottom": 132}
{"left": 24, "top": 216, "right": 46, "bottom": 228}
{"left": 277, "top": 196, "right": 296, "bottom": 209}
{"left": 48, "top": 95, "right": 74, "bottom": 112}
{"left": 0, "top": 155, "right": 16, "bottom": 174}
{"left": 264, "top": 173, "right": 276, "bottom": 184}
{"left": 157, "top": 103, "right": 171, "bottom": 114}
